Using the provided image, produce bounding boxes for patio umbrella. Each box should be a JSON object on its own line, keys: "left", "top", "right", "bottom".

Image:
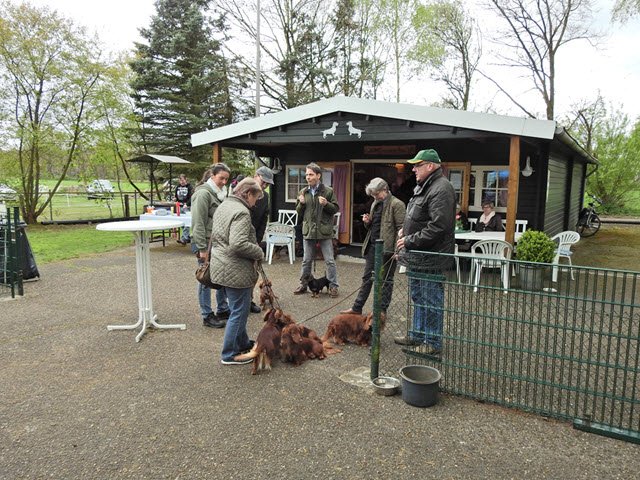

{"left": 127, "top": 154, "right": 191, "bottom": 205}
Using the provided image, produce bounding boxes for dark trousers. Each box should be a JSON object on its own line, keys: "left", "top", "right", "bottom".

{"left": 353, "top": 248, "right": 397, "bottom": 313}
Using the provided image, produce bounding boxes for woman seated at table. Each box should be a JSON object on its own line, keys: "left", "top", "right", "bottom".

{"left": 209, "top": 178, "right": 265, "bottom": 365}
{"left": 475, "top": 200, "right": 504, "bottom": 232}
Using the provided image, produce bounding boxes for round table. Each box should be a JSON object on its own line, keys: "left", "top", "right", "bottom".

{"left": 96, "top": 220, "right": 186, "bottom": 342}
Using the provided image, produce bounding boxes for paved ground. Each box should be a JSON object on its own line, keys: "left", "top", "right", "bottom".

{"left": 1, "top": 242, "right": 638, "bottom": 479}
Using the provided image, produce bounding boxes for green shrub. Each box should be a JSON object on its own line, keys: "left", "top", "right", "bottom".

{"left": 516, "top": 230, "right": 556, "bottom": 263}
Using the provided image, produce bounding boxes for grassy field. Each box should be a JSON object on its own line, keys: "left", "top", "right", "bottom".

{"left": 27, "top": 224, "right": 134, "bottom": 264}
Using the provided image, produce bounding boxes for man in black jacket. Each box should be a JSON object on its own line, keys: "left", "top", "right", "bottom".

{"left": 248, "top": 166, "right": 274, "bottom": 313}
{"left": 395, "top": 149, "right": 456, "bottom": 355}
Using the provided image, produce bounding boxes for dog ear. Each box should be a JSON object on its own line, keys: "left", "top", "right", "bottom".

{"left": 364, "top": 313, "right": 373, "bottom": 329}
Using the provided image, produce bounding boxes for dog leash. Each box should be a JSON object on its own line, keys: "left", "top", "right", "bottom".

{"left": 297, "top": 254, "right": 396, "bottom": 325}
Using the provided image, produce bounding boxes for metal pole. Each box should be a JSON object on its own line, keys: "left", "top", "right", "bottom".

{"left": 255, "top": 0, "right": 261, "bottom": 117}
{"left": 370, "top": 239, "right": 384, "bottom": 379}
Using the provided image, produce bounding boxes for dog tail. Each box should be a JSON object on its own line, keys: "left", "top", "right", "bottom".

{"left": 322, "top": 340, "right": 342, "bottom": 355}
{"left": 235, "top": 347, "right": 259, "bottom": 361}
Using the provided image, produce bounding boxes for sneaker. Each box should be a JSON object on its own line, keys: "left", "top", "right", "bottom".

{"left": 221, "top": 357, "right": 252, "bottom": 365}
{"left": 329, "top": 287, "right": 339, "bottom": 298}
{"left": 203, "top": 313, "right": 226, "bottom": 329}
{"left": 293, "top": 285, "right": 307, "bottom": 295}
{"left": 339, "top": 308, "right": 361, "bottom": 315}
{"left": 177, "top": 239, "right": 187, "bottom": 246}
{"left": 393, "top": 335, "right": 421, "bottom": 346}
{"left": 250, "top": 302, "right": 261, "bottom": 313}
{"left": 216, "top": 310, "right": 230, "bottom": 320}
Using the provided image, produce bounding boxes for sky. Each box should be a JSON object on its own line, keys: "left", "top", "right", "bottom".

{"left": 19, "top": 0, "right": 640, "bottom": 122}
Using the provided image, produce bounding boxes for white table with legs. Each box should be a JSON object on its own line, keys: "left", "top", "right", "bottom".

{"left": 96, "top": 220, "right": 187, "bottom": 342}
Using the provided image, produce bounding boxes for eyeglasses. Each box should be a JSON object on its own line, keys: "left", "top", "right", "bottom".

{"left": 412, "top": 162, "right": 430, "bottom": 169}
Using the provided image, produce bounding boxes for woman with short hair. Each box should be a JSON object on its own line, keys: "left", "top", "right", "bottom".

{"left": 340, "top": 177, "right": 406, "bottom": 316}
{"left": 475, "top": 200, "right": 503, "bottom": 232}
{"left": 209, "top": 178, "right": 265, "bottom": 365}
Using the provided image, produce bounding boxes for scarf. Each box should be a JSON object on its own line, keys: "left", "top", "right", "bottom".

{"left": 479, "top": 211, "right": 495, "bottom": 225}
{"left": 207, "top": 178, "right": 227, "bottom": 202}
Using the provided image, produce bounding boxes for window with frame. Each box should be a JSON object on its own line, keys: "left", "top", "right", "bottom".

{"left": 286, "top": 165, "right": 307, "bottom": 202}
{"left": 469, "top": 166, "right": 509, "bottom": 212}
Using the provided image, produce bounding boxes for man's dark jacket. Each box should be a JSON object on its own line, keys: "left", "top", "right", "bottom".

{"left": 251, "top": 190, "right": 269, "bottom": 243}
{"left": 401, "top": 168, "right": 456, "bottom": 271}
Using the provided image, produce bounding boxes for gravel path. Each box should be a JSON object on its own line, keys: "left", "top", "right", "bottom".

{"left": 1, "top": 243, "right": 638, "bottom": 479}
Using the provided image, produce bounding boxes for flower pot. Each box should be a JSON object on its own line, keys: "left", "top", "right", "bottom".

{"left": 519, "top": 264, "right": 545, "bottom": 291}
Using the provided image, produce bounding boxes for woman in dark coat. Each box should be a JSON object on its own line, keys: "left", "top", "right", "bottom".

{"left": 475, "top": 200, "right": 503, "bottom": 232}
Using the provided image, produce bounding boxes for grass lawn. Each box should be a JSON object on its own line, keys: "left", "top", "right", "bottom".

{"left": 28, "top": 224, "right": 134, "bottom": 264}
{"left": 571, "top": 224, "right": 640, "bottom": 272}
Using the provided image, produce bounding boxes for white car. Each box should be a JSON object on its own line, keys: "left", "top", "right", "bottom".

{"left": 0, "top": 184, "right": 18, "bottom": 201}
{"left": 86, "top": 179, "right": 114, "bottom": 199}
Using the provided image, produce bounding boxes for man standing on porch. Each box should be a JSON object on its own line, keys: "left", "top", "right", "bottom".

{"left": 293, "top": 163, "right": 340, "bottom": 297}
{"left": 395, "top": 149, "right": 456, "bottom": 355}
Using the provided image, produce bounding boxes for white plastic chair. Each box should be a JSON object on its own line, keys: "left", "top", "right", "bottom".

{"left": 265, "top": 223, "right": 295, "bottom": 264}
{"left": 501, "top": 219, "right": 528, "bottom": 232}
{"left": 551, "top": 231, "right": 580, "bottom": 282}
{"left": 470, "top": 239, "right": 513, "bottom": 293}
{"left": 277, "top": 209, "right": 298, "bottom": 227}
{"left": 333, "top": 212, "right": 341, "bottom": 240}
{"left": 468, "top": 218, "right": 477, "bottom": 230}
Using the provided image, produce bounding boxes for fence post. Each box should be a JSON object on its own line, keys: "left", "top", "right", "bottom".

{"left": 12, "top": 207, "right": 23, "bottom": 296}
{"left": 124, "top": 194, "right": 130, "bottom": 218}
{"left": 370, "top": 239, "right": 384, "bottom": 380}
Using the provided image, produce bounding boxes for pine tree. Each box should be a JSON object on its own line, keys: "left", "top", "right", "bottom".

{"left": 129, "top": 0, "right": 242, "bottom": 164}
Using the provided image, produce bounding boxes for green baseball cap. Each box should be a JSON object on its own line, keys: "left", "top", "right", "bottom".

{"left": 408, "top": 149, "right": 441, "bottom": 164}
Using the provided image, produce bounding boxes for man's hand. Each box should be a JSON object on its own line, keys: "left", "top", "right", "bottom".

{"left": 396, "top": 236, "right": 405, "bottom": 251}
{"left": 318, "top": 196, "right": 327, "bottom": 206}
{"left": 198, "top": 251, "right": 209, "bottom": 262}
{"left": 298, "top": 193, "right": 305, "bottom": 204}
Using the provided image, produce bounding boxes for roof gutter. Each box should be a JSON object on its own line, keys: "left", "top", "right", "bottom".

{"left": 554, "top": 127, "right": 599, "bottom": 173}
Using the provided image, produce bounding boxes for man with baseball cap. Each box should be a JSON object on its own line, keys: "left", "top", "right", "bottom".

{"left": 394, "top": 149, "right": 456, "bottom": 355}
{"left": 248, "top": 166, "right": 275, "bottom": 313}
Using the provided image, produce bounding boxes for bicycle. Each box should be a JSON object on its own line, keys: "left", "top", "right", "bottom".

{"left": 576, "top": 194, "right": 603, "bottom": 237}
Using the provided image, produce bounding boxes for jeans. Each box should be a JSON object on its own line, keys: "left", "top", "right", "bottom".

{"left": 180, "top": 226, "right": 191, "bottom": 242}
{"left": 193, "top": 243, "right": 229, "bottom": 319}
{"left": 409, "top": 272, "right": 444, "bottom": 349}
{"left": 300, "top": 238, "right": 338, "bottom": 288}
{"left": 221, "top": 286, "right": 252, "bottom": 361}
{"left": 352, "top": 248, "right": 396, "bottom": 313}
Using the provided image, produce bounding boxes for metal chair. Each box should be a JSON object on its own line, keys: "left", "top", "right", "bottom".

{"left": 470, "top": 239, "right": 513, "bottom": 292}
{"left": 265, "top": 223, "right": 295, "bottom": 264}
{"left": 551, "top": 231, "right": 580, "bottom": 282}
{"left": 277, "top": 209, "right": 298, "bottom": 227}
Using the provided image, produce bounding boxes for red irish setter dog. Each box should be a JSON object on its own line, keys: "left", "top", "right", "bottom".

{"left": 280, "top": 323, "right": 326, "bottom": 366}
{"left": 258, "top": 279, "right": 278, "bottom": 310}
{"left": 236, "top": 308, "right": 294, "bottom": 374}
{"left": 321, "top": 312, "right": 385, "bottom": 353}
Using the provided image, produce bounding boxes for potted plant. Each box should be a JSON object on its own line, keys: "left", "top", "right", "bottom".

{"left": 515, "top": 230, "right": 556, "bottom": 290}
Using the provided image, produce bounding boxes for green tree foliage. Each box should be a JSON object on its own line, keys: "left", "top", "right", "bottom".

{"left": 411, "top": 0, "right": 481, "bottom": 110}
{"left": 587, "top": 111, "right": 640, "bottom": 212}
{"left": 129, "top": 0, "right": 244, "bottom": 167}
{"left": 0, "top": 1, "right": 107, "bottom": 223}
{"left": 375, "top": 0, "right": 418, "bottom": 102}
{"left": 612, "top": 0, "right": 640, "bottom": 23}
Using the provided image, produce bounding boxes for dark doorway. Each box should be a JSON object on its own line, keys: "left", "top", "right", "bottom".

{"left": 350, "top": 162, "right": 415, "bottom": 244}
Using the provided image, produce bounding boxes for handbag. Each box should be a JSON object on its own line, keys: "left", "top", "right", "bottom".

{"left": 195, "top": 235, "right": 223, "bottom": 289}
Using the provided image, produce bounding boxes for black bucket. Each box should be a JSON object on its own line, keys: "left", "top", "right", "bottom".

{"left": 399, "top": 365, "right": 441, "bottom": 408}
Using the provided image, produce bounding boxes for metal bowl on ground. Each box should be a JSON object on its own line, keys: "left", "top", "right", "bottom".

{"left": 371, "top": 376, "right": 401, "bottom": 396}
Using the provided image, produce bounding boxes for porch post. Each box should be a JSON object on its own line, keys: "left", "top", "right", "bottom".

{"left": 212, "top": 143, "right": 222, "bottom": 164}
{"left": 506, "top": 136, "right": 520, "bottom": 245}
